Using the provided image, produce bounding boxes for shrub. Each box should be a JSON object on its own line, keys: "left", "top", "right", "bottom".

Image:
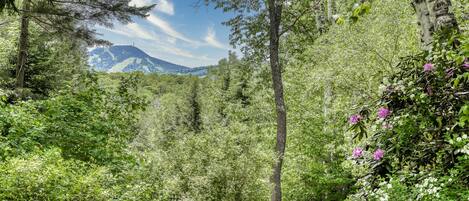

{"left": 0, "top": 149, "right": 112, "bottom": 200}
{"left": 0, "top": 73, "right": 147, "bottom": 166}
{"left": 346, "top": 32, "right": 469, "bottom": 200}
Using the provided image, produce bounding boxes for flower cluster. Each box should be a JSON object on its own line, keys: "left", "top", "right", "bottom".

{"left": 369, "top": 188, "right": 389, "bottom": 201}
{"left": 373, "top": 149, "right": 384, "bottom": 160}
{"left": 349, "top": 114, "right": 362, "bottom": 125}
{"left": 368, "top": 180, "right": 394, "bottom": 201}
{"left": 352, "top": 147, "right": 363, "bottom": 158}
{"left": 349, "top": 107, "right": 392, "bottom": 126}
{"left": 415, "top": 176, "right": 441, "bottom": 199}
{"left": 346, "top": 33, "right": 469, "bottom": 201}
{"left": 349, "top": 107, "right": 391, "bottom": 161}
{"left": 423, "top": 63, "right": 434, "bottom": 72}
{"left": 377, "top": 107, "right": 390, "bottom": 119}
{"left": 351, "top": 147, "right": 385, "bottom": 161}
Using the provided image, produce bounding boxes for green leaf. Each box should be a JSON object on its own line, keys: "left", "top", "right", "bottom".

{"left": 336, "top": 16, "right": 345, "bottom": 25}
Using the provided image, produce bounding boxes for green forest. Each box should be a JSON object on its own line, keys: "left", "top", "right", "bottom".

{"left": 0, "top": 0, "right": 468, "bottom": 200}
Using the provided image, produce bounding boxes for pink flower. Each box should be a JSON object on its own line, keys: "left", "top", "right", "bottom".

{"left": 352, "top": 147, "right": 363, "bottom": 158}
{"left": 463, "top": 63, "right": 469, "bottom": 70}
{"left": 423, "top": 63, "right": 434, "bottom": 72}
{"left": 377, "top": 107, "right": 391, "bottom": 119}
{"left": 373, "top": 149, "right": 385, "bottom": 161}
{"left": 349, "top": 114, "right": 362, "bottom": 125}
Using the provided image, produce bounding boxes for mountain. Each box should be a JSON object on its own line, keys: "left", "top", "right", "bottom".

{"left": 88, "top": 45, "right": 210, "bottom": 76}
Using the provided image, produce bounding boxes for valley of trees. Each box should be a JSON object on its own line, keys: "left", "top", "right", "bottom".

{"left": 0, "top": 0, "right": 468, "bottom": 200}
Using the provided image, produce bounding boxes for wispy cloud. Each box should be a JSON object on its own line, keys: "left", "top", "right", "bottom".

{"left": 98, "top": 24, "right": 202, "bottom": 62}
{"left": 146, "top": 15, "right": 229, "bottom": 50}
{"left": 130, "top": 0, "right": 152, "bottom": 7}
{"left": 104, "top": 28, "right": 133, "bottom": 38}
{"left": 156, "top": 0, "right": 174, "bottom": 15}
{"left": 130, "top": 0, "right": 174, "bottom": 15}
{"left": 161, "top": 46, "right": 196, "bottom": 58}
{"left": 126, "top": 23, "right": 156, "bottom": 40}
{"left": 99, "top": 0, "right": 231, "bottom": 66}
{"left": 146, "top": 14, "right": 198, "bottom": 45}
{"left": 99, "top": 23, "right": 156, "bottom": 41}
{"left": 204, "top": 27, "right": 228, "bottom": 49}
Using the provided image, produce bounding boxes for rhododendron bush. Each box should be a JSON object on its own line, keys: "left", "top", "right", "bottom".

{"left": 346, "top": 32, "right": 469, "bottom": 200}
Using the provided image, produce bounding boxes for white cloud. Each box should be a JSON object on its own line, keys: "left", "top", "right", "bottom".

{"left": 162, "top": 46, "right": 196, "bottom": 58}
{"left": 130, "top": 0, "right": 174, "bottom": 15}
{"left": 104, "top": 28, "right": 134, "bottom": 38}
{"left": 126, "top": 23, "right": 156, "bottom": 40}
{"left": 166, "top": 36, "right": 177, "bottom": 44}
{"left": 142, "top": 44, "right": 218, "bottom": 67}
{"left": 98, "top": 24, "right": 201, "bottom": 62}
{"left": 96, "top": 2, "right": 233, "bottom": 67}
{"left": 156, "top": 0, "right": 174, "bottom": 15}
{"left": 99, "top": 24, "right": 156, "bottom": 41}
{"left": 204, "top": 27, "right": 228, "bottom": 49}
{"left": 147, "top": 14, "right": 198, "bottom": 45}
{"left": 130, "top": 0, "right": 152, "bottom": 7}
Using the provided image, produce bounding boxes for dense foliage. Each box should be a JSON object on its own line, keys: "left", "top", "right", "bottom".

{"left": 0, "top": 16, "right": 88, "bottom": 98}
{"left": 346, "top": 32, "right": 469, "bottom": 201}
{"left": 0, "top": 0, "right": 468, "bottom": 200}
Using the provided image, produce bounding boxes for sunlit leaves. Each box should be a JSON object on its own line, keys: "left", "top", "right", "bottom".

{"left": 459, "top": 103, "right": 469, "bottom": 127}
{"left": 350, "top": 1, "right": 371, "bottom": 23}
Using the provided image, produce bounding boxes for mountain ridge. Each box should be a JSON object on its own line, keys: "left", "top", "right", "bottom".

{"left": 88, "top": 45, "right": 210, "bottom": 76}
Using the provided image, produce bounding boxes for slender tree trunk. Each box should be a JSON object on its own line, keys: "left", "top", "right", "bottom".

{"left": 412, "top": 0, "right": 434, "bottom": 51}
{"left": 16, "top": 0, "right": 30, "bottom": 89}
{"left": 189, "top": 79, "right": 201, "bottom": 133}
{"left": 268, "top": 1, "right": 286, "bottom": 201}
{"left": 425, "top": 0, "right": 436, "bottom": 25}
{"left": 313, "top": 0, "right": 326, "bottom": 33}
{"left": 322, "top": 80, "right": 333, "bottom": 133}
{"left": 327, "top": 0, "right": 336, "bottom": 23}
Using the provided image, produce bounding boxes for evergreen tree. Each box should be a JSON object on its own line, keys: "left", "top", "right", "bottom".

{"left": 1, "top": 0, "right": 155, "bottom": 90}
{"left": 188, "top": 78, "right": 201, "bottom": 133}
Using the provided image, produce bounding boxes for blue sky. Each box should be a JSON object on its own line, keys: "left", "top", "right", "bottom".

{"left": 95, "top": 0, "right": 236, "bottom": 67}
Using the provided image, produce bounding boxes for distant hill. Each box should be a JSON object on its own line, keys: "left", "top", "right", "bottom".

{"left": 88, "top": 45, "right": 210, "bottom": 76}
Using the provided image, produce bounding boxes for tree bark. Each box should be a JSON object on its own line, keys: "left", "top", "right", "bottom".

{"left": 433, "top": 0, "right": 459, "bottom": 32}
{"left": 425, "top": 0, "right": 436, "bottom": 25}
{"left": 323, "top": 81, "right": 333, "bottom": 126}
{"left": 16, "top": 0, "right": 30, "bottom": 89}
{"left": 412, "top": 0, "right": 434, "bottom": 51}
{"left": 313, "top": 0, "right": 326, "bottom": 33}
{"left": 412, "top": 0, "right": 459, "bottom": 51}
{"left": 268, "top": 1, "right": 286, "bottom": 201}
{"left": 327, "top": 0, "right": 336, "bottom": 23}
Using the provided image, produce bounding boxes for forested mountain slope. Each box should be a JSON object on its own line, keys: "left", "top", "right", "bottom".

{"left": 89, "top": 45, "right": 210, "bottom": 75}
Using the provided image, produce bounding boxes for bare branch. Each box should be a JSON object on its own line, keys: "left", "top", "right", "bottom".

{"left": 0, "top": 20, "right": 10, "bottom": 26}
{"left": 279, "top": 6, "right": 310, "bottom": 37}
